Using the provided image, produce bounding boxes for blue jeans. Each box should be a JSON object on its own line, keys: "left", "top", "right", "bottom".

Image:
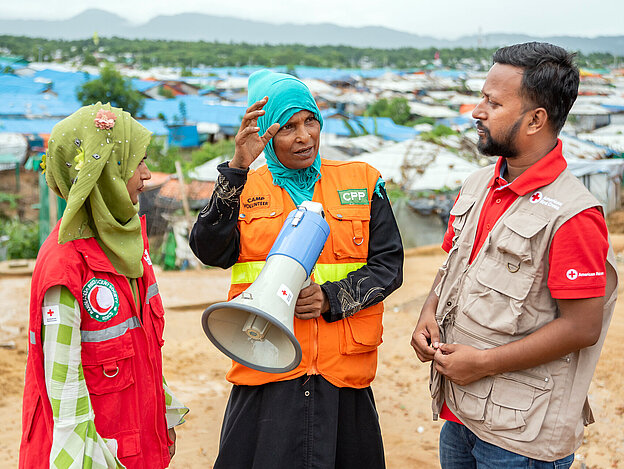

{"left": 439, "top": 421, "right": 575, "bottom": 469}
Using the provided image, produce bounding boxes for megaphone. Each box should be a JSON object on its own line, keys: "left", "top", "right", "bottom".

{"left": 201, "top": 201, "right": 330, "bottom": 373}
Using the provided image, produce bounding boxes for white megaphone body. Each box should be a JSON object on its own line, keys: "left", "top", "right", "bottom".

{"left": 201, "top": 201, "right": 330, "bottom": 373}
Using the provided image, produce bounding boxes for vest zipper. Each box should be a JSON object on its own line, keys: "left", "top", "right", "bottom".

{"left": 453, "top": 322, "right": 502, "bottom": 348}
{"left": 452, "top": 322, "right": 551, "bottom": 384}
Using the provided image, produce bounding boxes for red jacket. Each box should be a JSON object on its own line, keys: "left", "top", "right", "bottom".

{"left": 20, "top": 217, "right": 171, "bottom": 468}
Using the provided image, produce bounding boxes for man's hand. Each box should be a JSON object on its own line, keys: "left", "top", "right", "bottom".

{"left": 168, "top": 427, "right": 176, "bottom": 460}
{"left": 433, "top": 343, "right": 491, "bottom": 386}
{"left": 294, "top": 282, "right": 329, "bottom": 320}
{"left": 411, "top": 271, "right": 443, "bottom": 362}
{"left": 411, "top": 307, "right": 441, "bottom": 362}
{"left": 229, "top": 96, "right": 280, "bottom": 170}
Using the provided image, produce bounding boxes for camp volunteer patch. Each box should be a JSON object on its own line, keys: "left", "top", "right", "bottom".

{"left": 82, "top": 278, "right": 119, "bottom": 322}
{"left": 242, "top": 194, "right": 270, "bottom": 210}
{"left": 338, "top": 188, "right": 368, "bottom": 205}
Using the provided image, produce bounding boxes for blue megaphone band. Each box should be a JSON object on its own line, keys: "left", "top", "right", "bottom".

{"left": 267, "top": 208, "right": 330, "bottom": 277}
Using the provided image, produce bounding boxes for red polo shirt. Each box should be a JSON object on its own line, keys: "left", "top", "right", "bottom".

{"left": 439, "top": 140, "right": 609, "bottom": 424}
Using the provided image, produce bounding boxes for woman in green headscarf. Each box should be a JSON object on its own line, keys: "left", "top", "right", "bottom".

{"left": 21, "top": 103, "right": 187, "bottom": 469}
{"left": 190, "top": 70, "right": 404, "bottom": 469}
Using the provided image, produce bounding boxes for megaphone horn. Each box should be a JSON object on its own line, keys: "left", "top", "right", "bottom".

{"left": 202, "top": 201, "right": 330, "bottom": 373}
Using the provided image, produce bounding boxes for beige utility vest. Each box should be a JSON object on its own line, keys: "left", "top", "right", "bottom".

{"left": 433, "top": 165, "right": 618, "bottom": 461}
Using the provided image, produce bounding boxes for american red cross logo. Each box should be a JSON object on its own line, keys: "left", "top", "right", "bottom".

{"left": 281, "top": 290, "right": 287, "bottom": 296}
{"left": 46, "top": 308, "right": 55, "bottom": 317}
{"left": 566, "top": 269, "right": 579, "bottom": 280}
{"left": 530, "top": 191, "right": 542, "bottom": 203}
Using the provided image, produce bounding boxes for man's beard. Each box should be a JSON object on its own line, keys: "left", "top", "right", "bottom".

{"left": 476, "top": 117, "right": 523, "bottom": 159}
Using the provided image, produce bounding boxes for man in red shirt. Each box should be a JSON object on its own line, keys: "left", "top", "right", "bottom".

{"left": 411, "top": 42, "right": 617, "bottom": 468}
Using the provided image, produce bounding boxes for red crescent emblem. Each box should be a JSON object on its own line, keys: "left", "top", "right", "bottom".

{"left": 89, "top": 286, "right": 112, "bottom": 314}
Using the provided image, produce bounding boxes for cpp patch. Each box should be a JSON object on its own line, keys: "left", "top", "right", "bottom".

{"left": 338, "top": 188, "right": 368, "bottom": 205}
{"left": 82, "top": 278, "right": 119, "bottom": 322}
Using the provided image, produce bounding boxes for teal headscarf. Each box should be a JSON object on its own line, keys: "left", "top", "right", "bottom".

{"left": 247, "top": 70, "right": 324, "bottom": 206}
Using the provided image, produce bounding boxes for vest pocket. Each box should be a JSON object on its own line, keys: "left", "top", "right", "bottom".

{"left": 448, "top": 369, "right": 553, "bottom": 442}
{"left": 23, "top": 394, "right": 42, "bottom": 442}
{"left": 107, "top": 429, "right": 141, "bottom": 458}
{"left": 466, "top": 212, "right": 548, "bottom": 335}
{"left": 338, "top": 309, "right": 383, "bottom": 354}
{"left": 238, "top": 206, "right": 284, "bottom": 259}
{"left": 450, "top": 195, "right": 476, "bottom": 240}
{"left": 467, "top": 255, "right": 535, "bottom": 334}
{"left": 82, "top": 333, "right": 136, "bottom": 395}
{"left": 487, "top": 370, "right": 553, "bottom": 440}
{"left": 449, "top": 377, "right": 493, "bottom": 421}
{"left": 326, "top": 205, "right": 370, "bottom": 259}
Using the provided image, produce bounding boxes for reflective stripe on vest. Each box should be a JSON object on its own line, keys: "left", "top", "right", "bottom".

{"left": 81, "top": 316, "right": 141, "bottom": 343}
{"left": 145, "top": 282, "right": 159, "bottom": 304}
{"left": 231, "top": 261, "right": 366, "bottom": 285}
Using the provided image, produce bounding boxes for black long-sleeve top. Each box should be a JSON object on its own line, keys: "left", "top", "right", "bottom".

{"left": 189, "top": 162, "right": 404, "bottom": 323}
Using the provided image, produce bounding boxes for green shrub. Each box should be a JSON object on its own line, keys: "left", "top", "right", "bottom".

{"left": 0, "top": 219, "right": 39, "bottom": 260}
{"left": 420, "top": 124, "right": 459, "bottom": 145}
{"left": 146, "top": 138, "right": 182, "bottom": 174}
{"left": 188, "top": 140, "right": 235, "bottom": 169}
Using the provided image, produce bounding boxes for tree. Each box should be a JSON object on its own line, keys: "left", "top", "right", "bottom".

{"left": 366, "top": 97, "right": 412, "bottom": 126}
{"left": 82, "top": 53, "right": 98, "bottom": 66}
{"left": 76, "top": 63, "right": 145, "bottom": 116}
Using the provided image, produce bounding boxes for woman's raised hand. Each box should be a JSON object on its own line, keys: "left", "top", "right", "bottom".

{"left": 229, "top": 97, "right": 280, "bottom": 170}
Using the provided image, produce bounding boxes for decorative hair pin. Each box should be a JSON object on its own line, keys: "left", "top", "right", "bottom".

{"left": 94, "top": 109, "right": 117, "bottom": 130}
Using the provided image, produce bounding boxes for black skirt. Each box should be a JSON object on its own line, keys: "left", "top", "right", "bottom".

{"left": 214, "top": 374, "right": 386, "bottom": 469}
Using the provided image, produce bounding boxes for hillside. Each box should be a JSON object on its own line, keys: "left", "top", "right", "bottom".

{"left": 0, "top": 10, "right": 622, "bottom": 54}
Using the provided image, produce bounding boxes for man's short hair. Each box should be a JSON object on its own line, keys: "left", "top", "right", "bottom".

{"left": 493, "top": 42, "right": 579, "bottom": 134}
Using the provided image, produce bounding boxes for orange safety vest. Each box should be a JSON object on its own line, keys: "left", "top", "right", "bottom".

{"left": 226, "top": 159, "right": 384, "bottom": 388}
{"left": 20, "top": 217, "right": 171, "bottom": 469}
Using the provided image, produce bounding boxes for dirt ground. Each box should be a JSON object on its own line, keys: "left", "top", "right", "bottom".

{"left": 1, "top": 244, "right": 624, "bottom": 468}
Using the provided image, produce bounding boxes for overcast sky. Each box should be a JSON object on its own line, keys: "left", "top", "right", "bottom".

{"left": 3, "top": 0, "right": 623, "bottom": 39}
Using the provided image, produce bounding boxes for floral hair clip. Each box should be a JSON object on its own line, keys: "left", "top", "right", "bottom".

{"left": 40, "top": 153, "right": 47, "bottom": 174}
{"left": 94, "top": 109, "right": 117, "bottom": 130}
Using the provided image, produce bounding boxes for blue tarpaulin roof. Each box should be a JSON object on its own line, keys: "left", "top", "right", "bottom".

{"left": 131, "top": 78, "right": 160, "bottom": 93}
{"left": 2, "top": 67, "right": 412, "bottom": 141}
{"left": 0, "top": 117, "right": 169, "bottom": 136}
{"left": 322, "top": 115, "right": 418, "bottom": 141}
{"left": 0, "top": 75, "right": 50, "bottom": 94}
{"left": 0, "top": 93, "right": 83, "bottom": 117}
{"left": 168, "top": 124, "right": 199, "bottom": 147}
{"left": 143, "top": 97, "right": 246, "bottom": 128}
{"left": 602, "top": 104, "right": 624, "bottom": 113}
{"left": 32, "top": 69, "right": 94, "bottom": 96}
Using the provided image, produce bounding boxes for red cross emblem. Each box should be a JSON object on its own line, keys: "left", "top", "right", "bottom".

{"left": 281, "top": 290, "right": 287, "bottom": 296}
{"left": 566, "top": 269, "right": 579, "bottom": 280}
{"left": 530, "top": 191, "right": 542, "bottom": 203}
{"left": 46, "top": 308, "right": 55, "bottom": 317}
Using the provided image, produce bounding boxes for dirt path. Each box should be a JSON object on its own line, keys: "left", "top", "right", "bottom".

{"left": 1, "top": 250, "right": 623, "bottom": 468}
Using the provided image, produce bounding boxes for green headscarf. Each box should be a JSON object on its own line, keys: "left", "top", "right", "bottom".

{"left": 45, "top": 103, "right": 151, "bottom": 278}
{"left": 247, "top": 70, "right": 324, "bottom": 206}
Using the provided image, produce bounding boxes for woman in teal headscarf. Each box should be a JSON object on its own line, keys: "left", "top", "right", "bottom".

{"left": 21, "top": 103, "right": 188, "bottom": 469}
{"left": 190, "top": 70, "right": 403, "bottom": 469}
